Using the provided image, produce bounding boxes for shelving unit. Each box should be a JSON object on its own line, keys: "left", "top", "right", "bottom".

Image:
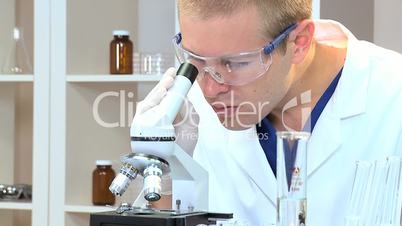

{"left": 49, "top": 1, "right": 176, "bottom": 226}
{"left": 0, "top": 202, "right": 33, "bottom": 210}
{"left": 64, "top": 205, "right": 116, "bottom": 213}
{"left": 0, "top": 82, "right": 34, "bottom": 226}
{"left": 0, "top": 0, "right": 50, "bottom": 225}
{"left": 66, "top": 74, "right": 162, "bottom": 83}
{"left": 0, "top": 75, "right": 34, "bottom": 82}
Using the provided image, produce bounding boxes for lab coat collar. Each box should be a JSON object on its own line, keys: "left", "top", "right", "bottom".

{"left": 307, "top": 20, "right": 370, "bottom": 176}
{"left": 314, "top": 20, "right": 369, "bottom": 119}
{"left": 335, "top": 36, "right": 370, "bottom": 119}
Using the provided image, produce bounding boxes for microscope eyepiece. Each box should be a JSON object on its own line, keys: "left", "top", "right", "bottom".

{"left": 177, "top": 63, "right": 198, "bottom": 84}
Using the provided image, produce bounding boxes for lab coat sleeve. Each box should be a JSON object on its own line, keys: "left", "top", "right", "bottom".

{"left": 393, "top": 88, "right": 402, "bottom": 157}
{"left": 396, "top": 128, "right": 402, "bottom": 156}
{"left": 396, "top": 91, "right": 402, "bottom": 157}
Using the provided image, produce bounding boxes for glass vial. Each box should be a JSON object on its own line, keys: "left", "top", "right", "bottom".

{"left": 277, "top": 131, "right": 310, "bottom": 226}
{"left": 92, "top": 160, "right": 116, "bottom": 205}
{"left": 1, "top": 27, "right": 33, "bottom": 74}
{"left": 110, "top": 30, "right": 133, "bottom": 74}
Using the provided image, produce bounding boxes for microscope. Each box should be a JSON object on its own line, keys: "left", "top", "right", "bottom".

{"left": 90, "top": 63, "right": 232, "bottom": 226}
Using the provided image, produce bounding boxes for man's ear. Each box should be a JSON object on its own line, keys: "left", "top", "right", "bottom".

{"left": 288, "top": 20, "right": 315, "bottom": 64}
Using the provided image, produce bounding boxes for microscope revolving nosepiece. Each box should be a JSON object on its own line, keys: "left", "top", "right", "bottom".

{"left": 111, "top": 153, "right": 170, "bottom": 201}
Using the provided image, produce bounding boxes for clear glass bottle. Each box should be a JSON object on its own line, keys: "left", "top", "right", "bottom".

{"left": 1, "top": 27, "right": 33, "bottom": 74}
{"left": 110, "top": 30, "right": 133, "bottom": 74}
{"left": 92, "top": 160, "right": 116, "bottom": 205}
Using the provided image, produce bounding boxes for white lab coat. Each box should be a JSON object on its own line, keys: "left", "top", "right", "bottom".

{"left": 187, "top": 20, "right": 402, "bottom": 226}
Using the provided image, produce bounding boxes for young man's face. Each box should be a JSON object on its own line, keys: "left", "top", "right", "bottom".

{"left": 179, "top": 6, "right": 295, "bottom": 130}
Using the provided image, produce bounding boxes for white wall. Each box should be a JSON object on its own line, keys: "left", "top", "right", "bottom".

{"left": 0, "top": 85, "right": 15, "bottom": 184}
{"left": 320, "top": 0, "right": 402, "bottom": 53}
{"left": 14, "top": 83, "right": 33, "bottom": 185}
{"left": 0, "top": 0, "right": 16, "bottom": 72}
{"left": 137, "top": 0, "right": 176, "bottom": 53}
{"left": 320, "top": 0, "right": 374, "bottom": 42}
{"left": 0, "top": 85, "right": 15, "bottom": 226}
{"left": 67, "top": 0, "right": 138, "bottom": 74}
{"left": 16, "top": 0, "right": 34, "bottom": 72}
{"left": 374, "top": 0, "right": 402, "bottom": 53}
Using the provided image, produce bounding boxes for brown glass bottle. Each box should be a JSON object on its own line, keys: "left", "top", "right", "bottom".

{"left": 92, "top": 160, "right": 116, "bottom": 205}
{"left": 110, "top": 30, "right": 133, "bottom": 74}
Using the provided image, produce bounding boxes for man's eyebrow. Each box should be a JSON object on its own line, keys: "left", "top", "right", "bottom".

{"left": 182, "top": 44, "right": 203, "bottom": 57}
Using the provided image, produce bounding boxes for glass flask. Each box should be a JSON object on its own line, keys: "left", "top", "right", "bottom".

{"left": 1, "top": 27, "right": 33, "bottom": 74}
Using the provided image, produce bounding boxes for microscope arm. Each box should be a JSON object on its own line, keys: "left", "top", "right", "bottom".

{"left": 167, "top": 144, "right": 208, "bottom": 210}
{"left": 110, "top": 63, "right": 206, "bottom": 206}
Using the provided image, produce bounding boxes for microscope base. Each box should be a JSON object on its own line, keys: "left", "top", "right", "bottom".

{"left": 90, "top": 210, "right": 232, "bottom": 226}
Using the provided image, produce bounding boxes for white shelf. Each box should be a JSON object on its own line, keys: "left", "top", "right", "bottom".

{"left": 0, "top": 75, "right": 34, "bottom": 82}
{"left": 64, "top": 204, "right": 116, "bottom": 213}
{"left": 0, "top": 201, "right": 33, "bottom": 210}
{"left": 66, "top": 74, "right": 162, "bottom": 83}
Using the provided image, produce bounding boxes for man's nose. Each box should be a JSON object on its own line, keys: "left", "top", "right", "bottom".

{"left": 200, "top": 70, "right": 230, "bottom": 98}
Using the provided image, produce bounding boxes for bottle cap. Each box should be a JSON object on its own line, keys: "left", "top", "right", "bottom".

{"left": 96, "top": 160, "right": 113, "bottom": 166}
{"left": 113, "top": 30, "right": 130, "bottom": 36}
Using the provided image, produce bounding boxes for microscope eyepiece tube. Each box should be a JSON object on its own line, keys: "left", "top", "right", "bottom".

{"left": 176, "top": 63, "right": 198, "bottom": 84}
{"left": 158, "top": 63, "right": 199, "bottom": 125}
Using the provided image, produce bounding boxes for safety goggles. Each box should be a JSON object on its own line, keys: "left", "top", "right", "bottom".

{"left": 173, "top": 23, "right": 297, "bottom": 86}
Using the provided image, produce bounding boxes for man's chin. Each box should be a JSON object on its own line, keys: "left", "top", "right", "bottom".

{"left": 216, "top": 115, "right": 255, "bottom": 131}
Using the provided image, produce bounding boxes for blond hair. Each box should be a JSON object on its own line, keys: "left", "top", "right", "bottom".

{"left": 178, "top": 0, "right": 312, "bottom": 39}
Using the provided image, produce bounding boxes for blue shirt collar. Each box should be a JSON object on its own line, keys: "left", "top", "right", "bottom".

{"left": 256, "top": 68, "right": 344, "bottom": 175}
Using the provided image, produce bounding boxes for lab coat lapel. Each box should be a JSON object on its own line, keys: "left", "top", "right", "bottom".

{"left": 307, "top": 108, "right": 342, "bottom": 176}
{"left": 189, "top": 83, "right": 277, "bottom": 206}
{"left": 227, "top": 128, "right": 277, "bottom": 206}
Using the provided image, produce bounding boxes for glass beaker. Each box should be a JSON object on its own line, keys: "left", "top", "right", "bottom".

{"left": 277, "top": 131, "right": 310, "bottom": 226}
{"left": 1, "top": 27, "right": 33, "bottom": 74}
{"left": 139, "top": 53, "right": 175, "bottom": 75}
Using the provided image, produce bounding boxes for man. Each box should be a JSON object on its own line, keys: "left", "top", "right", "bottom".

{"left": 139, "top": 0, "right": 402, "bottom": 225}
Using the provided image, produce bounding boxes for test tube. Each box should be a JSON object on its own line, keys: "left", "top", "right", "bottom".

{"left": 344, "top": 160, "right": 372, "bottom": 225}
